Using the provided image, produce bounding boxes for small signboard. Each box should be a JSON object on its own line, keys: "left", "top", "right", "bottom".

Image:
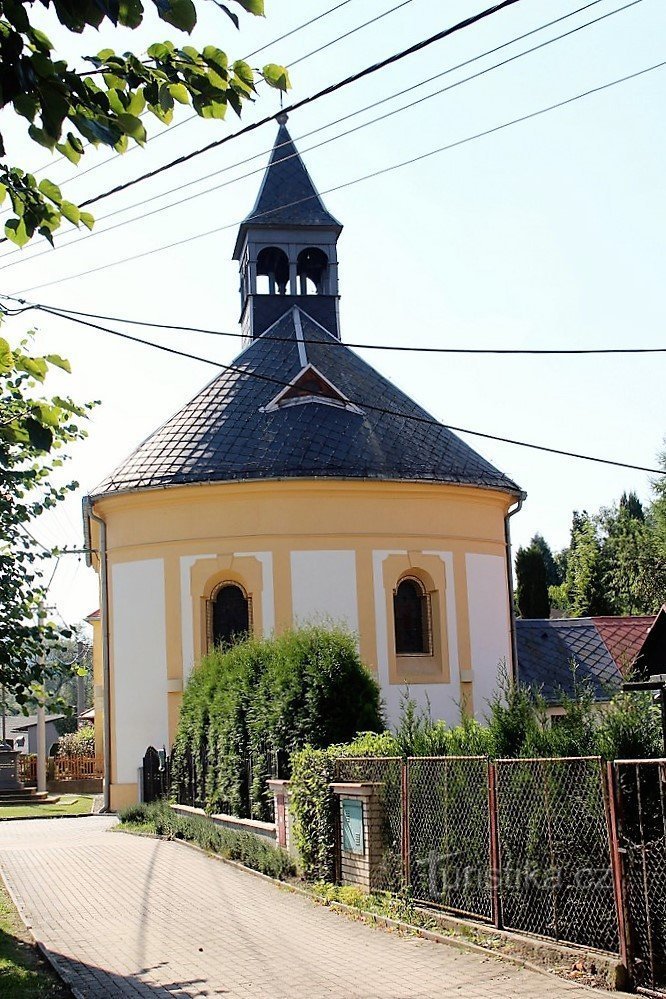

{"left": 342, "top": 798, "right": 364, "bottom": 854}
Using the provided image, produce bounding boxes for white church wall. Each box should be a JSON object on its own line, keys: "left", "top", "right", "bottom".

{"left": 466, "top": 553, "right": 512, "bottom": 722}
{"left": 372, "top": 550, "right": 461, "bottom": 728}
{"left": 291, "top": 550, "right": 359, "bottom": 633}
{"left": 112, "top": 559, "right": 169, "bottom": 784}
{"left": 180, "top": 553, "right": 215, "bottom": 683}
{"left": 235, "top": 551, "right": 275, "bottom": 636}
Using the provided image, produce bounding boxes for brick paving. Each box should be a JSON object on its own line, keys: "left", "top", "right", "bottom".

{"left": 0, "top": 816, "right": 600, "bottom": 998}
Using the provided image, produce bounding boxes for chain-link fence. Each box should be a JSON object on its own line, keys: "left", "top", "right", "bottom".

{"left": 615, "top": 759, "right": 666, "bottom": 994}
{"left": 334, "top": 756, "right": 404, "bottom": 892}
{"left": 495, "top": 756, "right": 618, "bottom": 951}
{"left": 407, "top": 757, "right": 492, "bottom": 919}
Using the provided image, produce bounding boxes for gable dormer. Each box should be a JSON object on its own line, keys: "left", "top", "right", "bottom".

{"left": 233, "top": 113, "right": 343, "bottom": 341}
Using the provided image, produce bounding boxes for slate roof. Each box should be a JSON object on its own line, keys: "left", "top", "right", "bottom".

{"left": 516, "top": 615, "right": 658, "bottom": 704}
{"left": 91, "top": 307, "right": 521, "bottom": 498}
{"left": 233, "top": 119, "right": 341, "bottom": 257}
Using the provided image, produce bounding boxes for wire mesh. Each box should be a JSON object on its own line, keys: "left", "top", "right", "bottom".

{"left": 615, "top": 760, "right": 666, "bottom": 994}
{"left": 407, "top": 757, "right": 492, "bottom": 919}
{"left": 495, "top": 757, "right": 618, "bottom": 951}
{"left": 334, "top": 757, "right": 404, "bottom": 892}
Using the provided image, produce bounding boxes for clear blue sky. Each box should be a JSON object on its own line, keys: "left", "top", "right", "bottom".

{"left": 1, "top": 0, "right": 664, "bottom": 626}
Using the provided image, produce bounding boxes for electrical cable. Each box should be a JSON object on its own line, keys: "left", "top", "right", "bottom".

{"left": 58, "top": 0, "right": 530, "bottom": 214}
{"left": 10, "top": 57, "right": 665, "bottom": 297}
{"left": 12, "top": 0, "right": 362, "bottom": 184}
{"left": 0, "top": 0, "right": 639, "bottom": 270}
{"left": 31, "top": 302, "right": 666, "bottom": 476}
{"left": 3, "top": 293, "right": 665, "bottom": 356}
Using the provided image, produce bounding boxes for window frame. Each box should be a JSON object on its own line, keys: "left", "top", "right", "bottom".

{"left": 206, "top": 580, "right": 253, "bottom": 652}
{"left": 393, "top": 574, "right": 434, "bottom": 658}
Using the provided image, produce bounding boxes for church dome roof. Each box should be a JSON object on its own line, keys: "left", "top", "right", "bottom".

{"left": 91, "top": 307, "right": 521, "bottom": 499}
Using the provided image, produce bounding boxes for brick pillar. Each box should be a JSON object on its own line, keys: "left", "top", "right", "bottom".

{"left": 267, "top": 779, "right": 298, "bottom": 860}
{"left": 330, "top": 782, "right": 385, "bottom": 893}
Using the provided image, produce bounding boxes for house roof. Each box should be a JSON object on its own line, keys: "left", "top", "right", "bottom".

{"left": 233, "top": 118, "right": 341, "bottom": 257}
{"left": 516, "top": 614, "right": 659, "bottom": 704}
{"left": 90, "top": 306, "right": 521, "bottom": 499}
{"left": 7, "top": 714, "right": 65, "bottom": 733}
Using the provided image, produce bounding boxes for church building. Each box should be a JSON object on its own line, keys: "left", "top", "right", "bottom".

{"left": 85, "top": 116, "right": 524, "bottom": 809}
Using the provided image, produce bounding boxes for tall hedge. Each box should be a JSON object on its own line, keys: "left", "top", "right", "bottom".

{"left": 171, "top": 627, "right": 383, "bottom": 820}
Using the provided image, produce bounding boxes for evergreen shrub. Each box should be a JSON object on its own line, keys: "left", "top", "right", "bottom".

{"left": 58, "top": 724, "right": 95, "bottom": 756}
{"left": 170, "top": 627, "right": 382, "bottom": 820}
{"left": 118, "top": 801, "right": 295, "bottom": 879}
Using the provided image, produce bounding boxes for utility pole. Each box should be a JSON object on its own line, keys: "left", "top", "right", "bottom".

{"left": 36, "top": 602, "right": 47, "bottom": 794}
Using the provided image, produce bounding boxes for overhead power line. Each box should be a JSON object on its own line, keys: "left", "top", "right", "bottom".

{"left": 3, "top": 294, "right": 664, "bottom": 357}
{"left": 63, "top": 0, "right": 529, "bottom": 214}
{"left": 10, "top": 57, "right": 666, "bottom": 297}
{"left": 0, "top": 0, "right": 640, "bottom": 271}
{"left": 8, "top": 0, "right": 363, "bottom": 187}
{"left": 30, "top": 302, "right": 665, "bottom": 476}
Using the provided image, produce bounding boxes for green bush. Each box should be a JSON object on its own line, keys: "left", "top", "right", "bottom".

{"left": 171, "top": 626, "right": 383, "bottom": 820}
{"left": 58, "top": 724, "right": 95, "bottom": 756}
{"left": 118, "top": 801, "right": 295, "bottom": 880}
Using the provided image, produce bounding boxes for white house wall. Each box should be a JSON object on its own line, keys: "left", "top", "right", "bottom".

{"left": 112, "top": 559, "right": 169, "bottom": 784}
{"left": 466, "top": 553, "right": 512, "bottom": 721}
{"left": 290, "top": 550, "right": 359, "bottom": 633}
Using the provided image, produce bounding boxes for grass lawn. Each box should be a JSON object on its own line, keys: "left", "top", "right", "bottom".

{"left": 0, "top": 796, "right": 94, "bottom": 821}
{"left": 0, "top": 878, "right": 70, "bottom": 997}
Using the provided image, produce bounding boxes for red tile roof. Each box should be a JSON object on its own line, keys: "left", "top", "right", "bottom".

{"left": 592, "top": 616, "right": 655, "bottom": 675}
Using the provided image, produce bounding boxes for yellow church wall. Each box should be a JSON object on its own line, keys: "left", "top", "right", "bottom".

{"left": 89, "top": 479, "right": 518, "bottom": 807}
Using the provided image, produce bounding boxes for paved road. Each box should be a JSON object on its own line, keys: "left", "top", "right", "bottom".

{"left": 0, "top": 816, "right": 599, "bottom": 998}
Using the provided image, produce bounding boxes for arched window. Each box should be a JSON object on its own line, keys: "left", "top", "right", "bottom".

{"left": 211, "top": 583, "right": 251, "bottom": 648}
{"left": 297, "top": 247, "right": 328, "bottom": 295}
{"left": 257, "top": 246, "right": 289, "bottom": 295}
{"left": 393, "top": 576, "right": 432, "bottom": 655}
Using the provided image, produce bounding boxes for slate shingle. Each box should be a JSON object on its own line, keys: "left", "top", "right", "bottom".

{"left": 91, "top": 306, "right": 522, "bottom": 498}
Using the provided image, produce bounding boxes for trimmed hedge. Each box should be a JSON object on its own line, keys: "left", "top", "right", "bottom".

{"left": 171, "top": 627, "right": 383, "bottom": 820}
{"left": 118, "top": 800, "right": 295, "bottom": 880}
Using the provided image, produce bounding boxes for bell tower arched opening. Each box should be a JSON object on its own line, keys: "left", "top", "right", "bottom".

{"left": 257, "top": 246, "right": 290, "bottom": 296}
{"left": 297, "top": 247, "right": 329, "bottom": 295}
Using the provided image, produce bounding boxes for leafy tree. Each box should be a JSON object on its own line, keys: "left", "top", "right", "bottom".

{"left": 515, "top": 542, "right": 550, "bottom": 618}
{"left": 0, "top": 0, "right": 289, "bottom": 245}
{"left": 600, "top": 492, "right": 666, "bottom": 615}
{"left": 650, "top": 444, "right": 666, "bottom": 548}
{"left": 0, "top": 330, "right": 93, "bottom": 705}
{"left": 551, "top": 511, "right": 611, "bottom": 617}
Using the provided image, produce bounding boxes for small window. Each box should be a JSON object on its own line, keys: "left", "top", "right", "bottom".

{"left": 211, "top": 583, "right": 251, "bottom": 648}
{"left": 393, "top": 577, "right": 432, "bottom": 655}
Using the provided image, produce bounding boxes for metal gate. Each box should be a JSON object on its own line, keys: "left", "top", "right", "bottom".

{"left": 142, "top": 746, "right": 170, "bottom": 803}
{"left": 615, "top": 759, "right": 666, "bottom": 996}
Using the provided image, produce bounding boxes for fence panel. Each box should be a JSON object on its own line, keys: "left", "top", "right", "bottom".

{"left": 407, "top": 756, "right": 492, "bottom": 920}
{"left": 334, "top": 757, "right": 403, "bottom": 892}
{"left": 18, "top": 755, "right": 37, "bottom": 785}
{"left": 495, "top": 756, "right": 618, "bottom": 952}
{"left": 615, "top": 759, "right": 666, "bottom": 995}
{"left": 54, "top": 756, "right": 99, "bottom": 780}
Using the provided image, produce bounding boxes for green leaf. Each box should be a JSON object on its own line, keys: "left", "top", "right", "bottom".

{"left": 0, "top": 338, "right": 12, "bottom": 373}
{"left": 0, "top": 184, "right": 6, "bottom": 206}
{"left": 168, "top": 83, "right": 190, "bottom": 105}
{"left": 262, "top": 64, "right": 291, "bottom": 92}
{"left": 13, "top": 93, "right": 40, "bottom": 121}
{"left": 116, "top": 114, "right": 147, "bottom": 144}
{"left": 28, "top": 125, "right": 57, "bottom": 150}
{"left": 45, "top": 354, "right": 72, "bottom": 373}
{"left": 233, "top": 60, "right": 254, "bottom": 88}
{"left": 230, "top": 0, "right": 264, "bottom": 14}
{"left": 38, "top": 178, "right": 62, "bottom": 206}
{"left": 159, "top": 0, "right": 197, "bottom": 32}
{"left": 127, "top": 90, "right": 146, "bottom": 116}
{"left": 118, "top": 0, "right": 144, "bottom": 29}
{"left": 97, "top": 48, "right": 115, "bottom": 60}
{"left": 80, "top": 212, "right": 95, "bottom": 231}
{"left": 16, "top": 354, "right": 48, "bottom": 379}
{"left": 202, "top": 46, "right": 229, "bottom": 71}
{"left": 30, "top": 27, "right": 54, "bottom": 52}
{"left": 25, "top": 417, "right": 53, "bottom": 452}
{"left": 30, "top": 402, "right": 61, "bottom": 427}
{"left": 5, "top": 218, "right": 30, "bottom": 248}
{"left": 55, "top": 140, "right": 81, "bottom": 165}
{"left": 60, "top": 201, "right": 81, "bottom": 225}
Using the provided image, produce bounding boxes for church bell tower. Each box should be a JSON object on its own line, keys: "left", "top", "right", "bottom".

{"left": 233, "top": 113, "right": 343, "bottom": 341}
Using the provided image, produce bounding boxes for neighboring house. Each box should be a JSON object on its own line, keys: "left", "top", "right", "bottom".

{"left": 84, "top": 117, "right": 525, "bottom": 810}
{"left": 4, "top": 715, "right": 65, "bottom": 755}
{"left": 516, "top": 609, "right": 666, "bottom": 712}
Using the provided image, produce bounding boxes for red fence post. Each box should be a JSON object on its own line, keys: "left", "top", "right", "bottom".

{"left": 604, "top": 761, "right": 630, "bottom": 974}
{"left": 402, "top": 759, "right": 410, "bottom": 889}
{"left": 488, "top": 760, "right": 503, "bottom": 930}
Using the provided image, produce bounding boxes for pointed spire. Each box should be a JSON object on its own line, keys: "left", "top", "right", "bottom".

{"left": 242, "top": 120, "right": 341, "bottom": 230}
